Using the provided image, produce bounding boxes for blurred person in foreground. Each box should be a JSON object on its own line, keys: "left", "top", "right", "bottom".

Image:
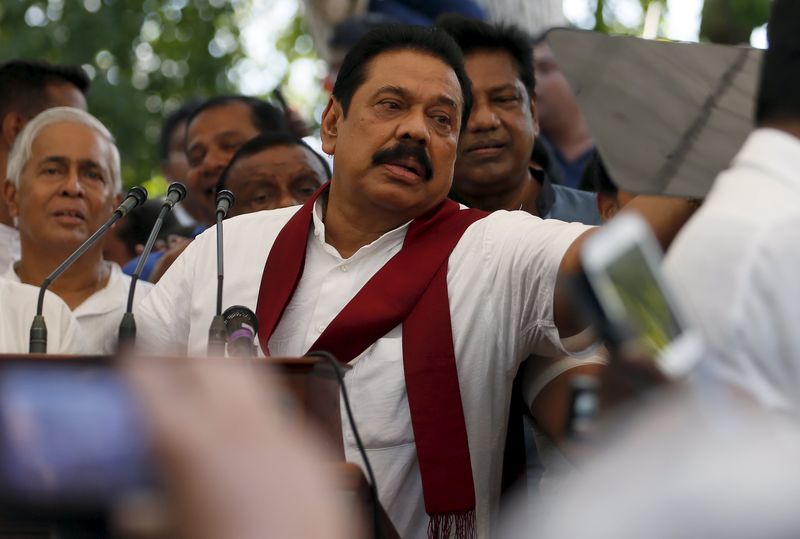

{"left": 0, "top": 60, "right": 90, "bottom": 274}
{"left": 0, "top": 279, "right": 83, "bottom": 354}
{"left": 505, "top": 379, "right": 800, "bottom": 539}
{"left": 142, "top": 95, "right": 288, "bottom": 283}
{"left": 663, "top": 0, "right": 800, "bottom": 415}
{"left": 439, "top": 15, "right": 600, "bottom": 225}
{"left": 217, "top": 132, "right": 331, "bottom": 218}
{"left": 2, "top": 107, "right": 152, "bottom": 355}
{"left": 532, "top": 36, "right": 595, "bottom": 190}
{"left": 136, "top": 24, "right": 695, "bottom": 538}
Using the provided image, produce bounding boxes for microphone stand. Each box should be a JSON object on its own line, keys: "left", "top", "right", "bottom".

{"left": 207, "top": 190, "right": 234, "bottom": 356}
{"left": 29, "top": 186, "right": 147, "bottom": 353}
{"left": 118, "top": 183, "right": 186, "bottom": 351}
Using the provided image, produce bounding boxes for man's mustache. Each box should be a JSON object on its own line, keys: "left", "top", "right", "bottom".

{"left": 371, "top": 143, "right": 433, "bottom": 181}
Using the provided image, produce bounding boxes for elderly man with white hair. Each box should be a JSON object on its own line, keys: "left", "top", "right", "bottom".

{"left": 2, "top": 107, "right": 152, "bottom": 354}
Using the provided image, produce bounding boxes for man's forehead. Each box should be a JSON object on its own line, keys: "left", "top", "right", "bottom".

{"left": 362, "top": 49, "right": 462, "bottom": 100}
{"left": 189, "top": 102, "right": 256, "bottom": 138}
{"left": 31, "top": 123, "right": 110, "bottom": 166}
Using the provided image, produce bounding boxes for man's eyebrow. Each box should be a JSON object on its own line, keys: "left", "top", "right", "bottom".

{"left": 375, "top": 85, "right": 458, "bottom": 110}
{"left": 488, "top": 83, "right": 522, "bottom": 94}
{"left": 37, "top": 156, "right": 69, "bottom": 167}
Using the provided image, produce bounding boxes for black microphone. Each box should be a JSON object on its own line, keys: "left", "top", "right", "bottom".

{"left": 29, "top": 186, "right": 148, "bottom": 353}
{"left": 118, "top": 182, "right": 186, "bottom": 350}
{"left": 223, "top": 305, "right": 259, "bottom": 357}
{"left": 207, "top": 190, "right": 235, "bottom": 356}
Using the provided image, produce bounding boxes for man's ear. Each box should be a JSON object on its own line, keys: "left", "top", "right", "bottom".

{"left": 529, "top": 93, "right": 540, "bottom": 137}
{"left": 3, "top": 179, "right": 19, "bottom": 220}
{"left": 320, "top": 97, "right": 342, "bottom": 156}
{"left": 1, "top": 112, "right": 25, "bottom": 148}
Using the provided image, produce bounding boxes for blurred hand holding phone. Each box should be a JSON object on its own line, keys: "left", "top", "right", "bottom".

{"left": 579, "top": 213, "right": 705, "bottom": 387}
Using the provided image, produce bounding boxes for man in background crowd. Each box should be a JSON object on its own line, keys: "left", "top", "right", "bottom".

{"left": 158, "top": 99, "right": 200, "bottom": 228}
{"left": 439, "top": 15, "right": 600, "bottom": 224}
{"left": 584, "top": 149, "right": 636, "bottom": 222}
{"left": 2, "top": 107, "right": 152, "bottom": 354}
{"left": 533, "top": 36, "right": 595, "bottom": 190}
{"left": 141, "top": 95, "right": 289, "bottom": 282}
{"left": 0, "top": 60, "right": 90, "bottom": 274}
{"left": 217, "top": 132, "right": 331, "bottom": 218}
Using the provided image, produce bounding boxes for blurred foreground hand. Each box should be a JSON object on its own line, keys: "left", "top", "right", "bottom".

{"left": 123, "top": 357, "right": 359, "bottom": 539}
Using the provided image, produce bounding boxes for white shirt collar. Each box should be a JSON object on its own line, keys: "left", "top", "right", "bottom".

{"left": 3, "top": 260, "right": 128, "bottom": 316}
{"left": 310, "top": 196, "right": 411, "bottom": 261}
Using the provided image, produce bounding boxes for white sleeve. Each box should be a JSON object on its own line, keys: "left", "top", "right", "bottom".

{"left": 133, "top": 238, "right": 199, "bottom": 356}
{"left": 479, "top": 212, "right": 594, "bottom": 359}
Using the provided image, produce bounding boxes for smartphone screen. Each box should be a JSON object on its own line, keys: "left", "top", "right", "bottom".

{"left": 0, "top": 363, "right": 156, "bottom": 511}
{"left": 593, "top": 244, "right": 683, "bottom": 359}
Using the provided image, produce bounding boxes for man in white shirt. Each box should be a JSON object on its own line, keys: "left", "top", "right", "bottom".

{"left": 664, "top": 0, "right": 800, "bottom": 415}
{"left": 2, "top": 107, "right": 152, "bottom": 355}
{"left": 0, "top": 60, "right": 90, "bottom": 274}
{"left": 0, "top": 279, "right": 83, "bottom": 354}
{"left": 137, "top": 25, "right": 695, "bottom": 538}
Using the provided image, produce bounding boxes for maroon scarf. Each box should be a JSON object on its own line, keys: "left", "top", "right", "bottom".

{"left": 256, "top": 183, "right": 487, "bottom": 538}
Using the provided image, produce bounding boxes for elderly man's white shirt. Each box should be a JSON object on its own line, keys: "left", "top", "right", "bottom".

{"left": 136, "top": 202, "right": 590, "bottom": 538}
{"left": 0, "top": 223, "right": 19, "bottom": 275}
{"left": 665, "top": 128, "right": 800, "bottom": 413}
{"left": 0, "top": 279, "right": 83, "bottom": 354}
{"left": 3, "top": 262, "right": 153, "bottom": 354}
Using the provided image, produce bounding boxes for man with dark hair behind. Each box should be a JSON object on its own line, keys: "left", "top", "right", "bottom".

{"left": 184, "top": 95, "right": 288, "bottom": 227}
{"left": 217, "top": 132, "right": 330, "bottom": 217}
{"left": 664, "top": 0, "right": 800, "bottom": 413}
{"left": 0, "top": 59, "right": 90, "bottom": 273}
{"left": 583, "top": 149, "right": 635, "bottom": 223}
{"left": 438, "top": 15, "right": 601, "bottom": 225}
{"left": 532, "top": 32, "right": 595, "bottom": 189}
{"left": 158, "top": 99, "right": 200, "bottom": 227}
{"left": 137, "top": 23, "right": 695, "bottom": 538}
{"left": 141, "top": 95, "right": 289, "bottom": 282}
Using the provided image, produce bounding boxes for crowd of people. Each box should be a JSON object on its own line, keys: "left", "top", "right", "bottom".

{"left": 1, "top": 0, "right": 800, "bottom": 537}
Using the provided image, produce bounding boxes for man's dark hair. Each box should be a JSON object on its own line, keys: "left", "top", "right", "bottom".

{"left": 216, "top": 132, "right": 331, "bottom": 193}
{"left": 437, "top": 14, "right": 536, "bottom": 97}
{"left": 331, "top": 24, "right": 473, "bottom": 131}
{"left": 582, "top": 149, "right": 616, "bottom": 195}
{"left": 0, "top": 59, "right": 90, "bottom": 117}
{"left": 158, "top": 98, "right": 201, "bottom": 164}
{"left": 755, "top": 0, "right": 800, "bottom": 126}
{"left": 187, "top": 95, "right": 288, "bottom": 137}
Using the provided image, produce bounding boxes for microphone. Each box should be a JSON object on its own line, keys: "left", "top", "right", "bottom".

{"left": 29, "top": 186, "right": 148, "bottom": 353}
{"left": 208, "top": 189, "right": 235, "bottom": 356}
{"left": 118, "top": 182, "right": 186, "bottom": 350}
{"left": 223, "top": 305, "right": 259, "bottom": 357}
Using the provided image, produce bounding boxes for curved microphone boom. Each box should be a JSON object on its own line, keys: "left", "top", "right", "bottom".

{"left": 207, "top": 190, "right": 235, "bottom": 356}
{"left": 118, "top": 182, "right": 186, "bottom": 350}
{"left": 29, "top": 186, "right": 148, "bottom": 353}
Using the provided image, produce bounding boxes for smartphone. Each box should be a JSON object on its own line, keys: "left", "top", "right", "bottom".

{"left": 580, "top": 213, "right": 704, "bottom": 379}
{"left": 0, "top": 360, "right": 157, "bottom": 515}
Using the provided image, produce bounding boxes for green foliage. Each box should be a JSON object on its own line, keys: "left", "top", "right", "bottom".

{"left": 0, "top": 0, "right": 247, "bottom": 191}
{"left": 700, "top": 0, "right": 770, "bottom": 44}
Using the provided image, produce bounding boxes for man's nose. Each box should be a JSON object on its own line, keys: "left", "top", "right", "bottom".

{"left": 60, "top": 167, "right": 84, "bottom": 196}
{"left": 396, "top": 107, "right": 431, "bottom": 145}
{"left": 467, "top": 99, "right": 500, "bottom": 132}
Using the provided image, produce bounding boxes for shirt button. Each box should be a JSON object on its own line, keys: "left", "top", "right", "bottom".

{"left": 316, "top": 324, "right": 326, "bottom": 333}
{"left": 340, "top": 264, "right": 349, "bottom": 272}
